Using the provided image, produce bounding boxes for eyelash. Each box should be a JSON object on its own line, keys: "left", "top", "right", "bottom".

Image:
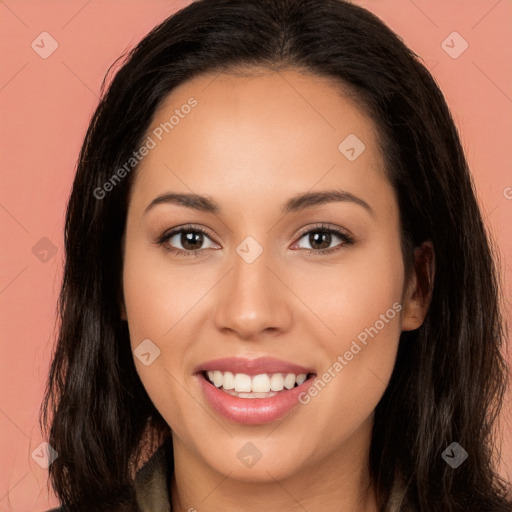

{"left": 155, "top": 223, "right": 354, "bottom": 258}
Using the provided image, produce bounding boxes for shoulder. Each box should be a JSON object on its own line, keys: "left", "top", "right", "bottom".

{"left": 133, "top": 438, "right": 173, "bottom": 511}
{"left": 44, "top": 439, "right": 173, "bottom": 512}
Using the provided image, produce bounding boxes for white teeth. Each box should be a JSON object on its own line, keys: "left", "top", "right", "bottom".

{"left": 284, "top": 373, "right": 296, "bottom": 389}
{"left": 205, "top": 371, "right": 310, "bottom": 393}
{"left": 234, "top": 373, "right": 252, "bottom": 392}
{"left": 296, "top": 373, "right": 307, "bottom": 385}
{"left": 269, "top": 373, "right": 284, "bottom": 391}
{"left": 222, "top": 371, "right": 235, "bottom": 390}
{"left": 252, "top": 374, "right": 270, "bottom": 393}
{"left": 213, "top": 370, "right": 223, "bottom": 388}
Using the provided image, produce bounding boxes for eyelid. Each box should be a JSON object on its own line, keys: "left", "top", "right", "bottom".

{"left": 293, "top": 222, "right": 353, "bottom": 242}
{"left": 156, "top": 223, "right": 219, "bottom": 245}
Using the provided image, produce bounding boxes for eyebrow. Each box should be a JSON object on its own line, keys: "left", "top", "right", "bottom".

{"left": 144, "top": 189, "right": 374, "bottom": 217}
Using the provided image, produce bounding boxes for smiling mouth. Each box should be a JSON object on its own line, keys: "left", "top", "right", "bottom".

{"left": 201, "top": 370, "right": 317, "bottom": 399}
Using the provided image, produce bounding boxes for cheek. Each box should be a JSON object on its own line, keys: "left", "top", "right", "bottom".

{"left": 122, "top": 238, "right": 213, "bottom": 419}
{"left": 122, "top": 237, "right": 204, "bottom": 347}
{"left": 302, "top": 227, "right": 404, "bottom": 348}
{"left": 122, "top": 242, "right": 196, "bottom": 436}
{"left": 297, "top": 233, "right": 404, "bottom": 425}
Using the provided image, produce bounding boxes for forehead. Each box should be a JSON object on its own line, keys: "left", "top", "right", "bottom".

{"left": 130, "top": 68, "right": 393, "bottom": 219}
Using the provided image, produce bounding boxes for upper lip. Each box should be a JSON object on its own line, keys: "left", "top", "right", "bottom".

{"left": 194, "top": 357, "right": 316, "bottom": 376}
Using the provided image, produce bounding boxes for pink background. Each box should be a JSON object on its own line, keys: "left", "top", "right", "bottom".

{"left": 1, "top": 1, "right": 511, "bottom": 510}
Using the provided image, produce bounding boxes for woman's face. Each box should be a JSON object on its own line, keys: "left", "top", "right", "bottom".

{"left": 122, "top": 68, "right": 423, "bottom": 482}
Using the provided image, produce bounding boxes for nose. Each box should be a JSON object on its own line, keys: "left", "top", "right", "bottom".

{"left": 213, "top": 247, "right": 293, "bottom": 341}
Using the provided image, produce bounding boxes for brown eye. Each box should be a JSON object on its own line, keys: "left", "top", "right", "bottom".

{"left": 177, "top": 231, "right": 205, "bottom": 251}
{"left": 306, "top": 231, "right": 333, "bottom": 250}
{"left": 156, "top": 225, "right": 218, "bottom": 257}
{"left": 294, "top": 225, "right": 354, "bottom": 255}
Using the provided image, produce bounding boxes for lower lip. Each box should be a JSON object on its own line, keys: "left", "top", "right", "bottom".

{"left": 197, "top": 372, "right": 316, "bottom": 425}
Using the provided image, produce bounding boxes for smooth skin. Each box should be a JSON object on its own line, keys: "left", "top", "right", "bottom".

{"left": 121, "top": 68, "right": 434, "bottom": 512}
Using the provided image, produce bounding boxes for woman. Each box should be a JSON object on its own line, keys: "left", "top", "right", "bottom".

{"left": 40, "top": 0, "right": 512, "bottom": 510}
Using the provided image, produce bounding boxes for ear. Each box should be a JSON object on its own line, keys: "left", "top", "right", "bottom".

{"left": 401, "top": 240, "right": 435, "bottom": 331}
